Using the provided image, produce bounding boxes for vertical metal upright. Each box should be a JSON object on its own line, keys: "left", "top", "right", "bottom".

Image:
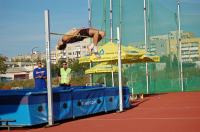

{"left": 44, "top": 10, "right": 53, "bottom": 126}
{"left": 88, "top": 0, "right": 92, "bottom": 27}
{"left": 177, "top": 0, "right": 184, "bottom": 91}
{"left": 104, "top": 75, "right": 107, "bottom": 87}
{"left": 88, "top": 0, "right": 93, "bottom": 85}
{"left": 119, "top": 0, "right": 122, "bottom": 44}
{"left": 112, "top": 71, "right": 114, "bottom": 87}
{"left": 144, "top": 0, "right": 149, "bottom": 94}
{"left": 110, "top": 0, "right": 113, "bottom": 42}
{"left": 117, "top": 27, "right": 123, "bottom": 112}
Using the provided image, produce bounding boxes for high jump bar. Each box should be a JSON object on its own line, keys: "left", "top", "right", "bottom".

{"left": 50, "top": 32, "right": 117, "bottom": 40}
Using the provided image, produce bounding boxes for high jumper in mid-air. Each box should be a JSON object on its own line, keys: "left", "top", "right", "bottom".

{"left": 56, "top": 28, "right": 105, "bottom": 53}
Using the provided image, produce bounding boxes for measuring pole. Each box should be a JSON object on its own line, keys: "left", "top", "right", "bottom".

{"left": 44, "top": 10, "right": 53, "bottom": 126}
{"left": 177, "top": 0, "right": 184, "bottom": 91}
{"left": 88, "top": 0, "right": 93, "bottom": 85}
{"left": 144, "top": 0, "right": 149, "bottom": 94}
{"left": 117, "top": 27, "right": 123, "bottom": 112}
{"left": 110, "top": 0, "right": 113, "bottom": 42}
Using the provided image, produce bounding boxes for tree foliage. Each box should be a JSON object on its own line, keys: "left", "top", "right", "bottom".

{"left": 69, "top": 60, "right": 90, "bottom": 85}
{"left": 69, "top": 60, "right": 89, "bottom": 76}
{"left": 0, "top": 55, "right": 7, "bottom": 74}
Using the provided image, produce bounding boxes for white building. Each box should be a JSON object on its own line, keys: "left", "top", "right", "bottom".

{"left": 56, "top": 38, "right": 90, "bottom": 62}
{"left": 131, "top": 30, "right": 200, "bottom": 62}
{"left": 2, "top": 62, "right": 35, "bottom": 80}
{"left": 0, "top": 67, "right": 30, "bottom": 81}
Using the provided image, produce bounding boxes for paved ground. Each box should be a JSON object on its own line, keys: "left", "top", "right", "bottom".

{"left": 2, "top": 92, "right": 200, "bottom": 132}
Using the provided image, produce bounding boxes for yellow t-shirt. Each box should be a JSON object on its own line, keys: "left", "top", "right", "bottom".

{"left": 60, "top": 68, "right": 71, "bottom": 84}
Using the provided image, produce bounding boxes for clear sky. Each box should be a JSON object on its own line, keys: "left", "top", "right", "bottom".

{"left": 0, "top": 0, "right": 88, "bottom": 57}
{"left": 0, "top": 0, "right": 200, "bottom": 58}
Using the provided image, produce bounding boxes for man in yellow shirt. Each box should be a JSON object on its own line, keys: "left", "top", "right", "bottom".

{"left": 57, "top": 61, "right": 71, "bottom": 87}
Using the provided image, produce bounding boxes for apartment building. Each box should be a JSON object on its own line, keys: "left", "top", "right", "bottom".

{"left": 131, "top": 31, "right": 200, "bottom": 62}
{"left": 170, "top": 38, "right": 200, "bottom": 62}
{"left": 55, "top": 38, "right": 90, "bottom": 63}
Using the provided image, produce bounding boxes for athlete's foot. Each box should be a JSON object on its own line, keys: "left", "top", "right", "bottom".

{"left": 92, "top": 46, "right": 98, "bottom": 53}
{"left": 87, "top": 43, "right": 94, "bottom": 55}
{"left": 95, "top": 54, "right": 101, "bottom": 58}
{"left": 87, "top": 47, "right": 92, "bottom": 55}
{"left": 93, "top": 52, "right": 101, "bottom": 58}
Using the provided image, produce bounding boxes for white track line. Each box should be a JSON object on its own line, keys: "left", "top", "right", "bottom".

{"left": 134, "top": 106, "right": 200, "bottom": 110}
{"left": 84, "top": 117, "right": 200, "bottom": 121}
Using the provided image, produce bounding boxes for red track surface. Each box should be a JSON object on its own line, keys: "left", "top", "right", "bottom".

{"left": 3, "top": 92, "right": 200, "bottom": 132}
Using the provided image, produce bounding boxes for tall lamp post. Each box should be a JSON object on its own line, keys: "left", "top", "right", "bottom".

{"left": 31, "top": 47, "right": 38, "bottom": 70}
{"left": 32, "top": 47, "right": 38, "bottom": 55}
{"left": 31, "top": 47, "right": 39, "bottom": 61}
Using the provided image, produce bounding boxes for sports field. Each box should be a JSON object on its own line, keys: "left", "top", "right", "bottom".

{"left": 2, "top": 92, "right": 200, "bottom": 132}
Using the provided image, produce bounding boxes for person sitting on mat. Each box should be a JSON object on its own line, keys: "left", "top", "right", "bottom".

{"left": 57, "top": 28, "right": 105, "bottom": 54}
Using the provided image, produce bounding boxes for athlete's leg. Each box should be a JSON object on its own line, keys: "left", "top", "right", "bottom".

{"left": 88, "top": 28, "right": 105, "bottom": 46}
{"left": 87, "top": 28, "right": 105, "bottom": 53}
{"left": 89, "top": 29, "right": 105, "bottom": 53}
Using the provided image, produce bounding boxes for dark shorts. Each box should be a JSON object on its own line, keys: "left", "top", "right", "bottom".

{"left": 59, "top": 83, "right": 71, "bottom": 90}
{"left": 67, "top": 28, "right": 89, "bottom": 43}
{"left": 59, "top": 84, "right": 71, "bottom": 87}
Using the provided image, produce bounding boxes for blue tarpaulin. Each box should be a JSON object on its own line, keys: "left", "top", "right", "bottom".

{"left": 0, "top": 86, "right": 131, "bottom": 126}
{"left": 72, "top": 87, "right": 106, "bottom": 118}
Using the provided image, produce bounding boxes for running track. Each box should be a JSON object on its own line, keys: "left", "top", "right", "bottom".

{"left": 2, "top": 92, "right": 200, "bottom": 132}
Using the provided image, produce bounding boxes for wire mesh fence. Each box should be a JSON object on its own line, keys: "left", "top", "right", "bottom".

{"left": 91, "top": 0, "right": 200, "bottom": 94}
